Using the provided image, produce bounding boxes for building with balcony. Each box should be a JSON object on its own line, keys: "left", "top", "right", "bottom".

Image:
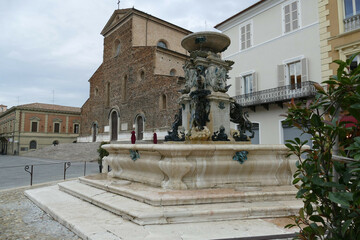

{"left": 215, "top": 0, "right": 320, "bottom": 145}
{"left": 319, "top": 0, "right": 360, "bottom": 82}
{"left": 0, "top": 103, "right": 81, "bottom": 155}
{"left": 78, "top": 8, "right": 191, "bottom": 143}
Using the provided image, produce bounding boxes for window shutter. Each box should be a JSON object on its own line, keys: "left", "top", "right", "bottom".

{"left": 301, "top": 58, "right": 308, "bottom": 82}
{"left": 235, "top": 76, "right": 242, "bottom": 95}
{"left": 252, "top": 72, "right": 257, "bottom": 92}
{"left": 277, "top": 65, "right": 286, "bottom": 86}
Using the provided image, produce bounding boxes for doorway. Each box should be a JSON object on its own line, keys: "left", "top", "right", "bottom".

{"left": 92, "top": 123, "right": 97, "bottom": 142}
{"left": 136, "top": 116, "right": 144, "bottom": 140}
{"left": 111, "top": 111, "right": 118, "bottom": 141}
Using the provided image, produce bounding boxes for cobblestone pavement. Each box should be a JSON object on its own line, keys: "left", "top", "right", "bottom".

{"left": 0, "top": 182, "right": 81, "bottom": 240}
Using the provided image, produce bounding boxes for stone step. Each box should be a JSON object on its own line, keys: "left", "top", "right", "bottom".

{"left": 79, "top": 174, "right": 299, "bottom": 206}
{"left": 58, "top": 180, "right": 302, "bottom": 226}
{"left": 25, "top": 184, "right": 298, "bottom": 240}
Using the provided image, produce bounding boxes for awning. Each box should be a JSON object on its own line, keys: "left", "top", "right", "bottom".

{"left": 340, "top": 115, "right": 358, "bottom": 128}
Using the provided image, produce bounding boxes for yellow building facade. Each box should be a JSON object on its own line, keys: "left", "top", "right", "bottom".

{"left": 319, "top": 0, "right": 360, "bottom": 82}
{"left": 0, "top": 103, "right": 81, "bottom": 155}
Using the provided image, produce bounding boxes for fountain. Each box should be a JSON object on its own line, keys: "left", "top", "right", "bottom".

{"left": 100, "top": 32, "right": 297, "bottom": 191}
{"left": 24, "top": 32, "right": 302, "bottom": 239}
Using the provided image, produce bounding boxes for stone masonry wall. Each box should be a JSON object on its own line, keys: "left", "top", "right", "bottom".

{"left": 80, "top": 16, "right": 185, "bottom": 138}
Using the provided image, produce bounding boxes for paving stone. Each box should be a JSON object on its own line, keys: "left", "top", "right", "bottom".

{"left": 22, "top": 142, "right": 100, "bottom": 162}
{"left": 0, "top": 184, "right": 80, "bottom": 240}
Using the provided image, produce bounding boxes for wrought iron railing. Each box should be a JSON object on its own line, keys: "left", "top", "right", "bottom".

{"left": 213, "top": 232, "right": 298, "bottom": 240}
{"left": 234, "top": 81, "right": 317, "bottom": 107}
{"left": 344, "top": 14, "right": 360, "bottom": 32}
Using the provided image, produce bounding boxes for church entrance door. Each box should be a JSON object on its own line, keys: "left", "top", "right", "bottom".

{"left": 137, "top": 116, "right": 143, "bottom": 140}
{"left": 92, "top": 124, "right": 97, "bottom": 142}
{"left": 111, "top": 111, "right": 118, "bottom": 141}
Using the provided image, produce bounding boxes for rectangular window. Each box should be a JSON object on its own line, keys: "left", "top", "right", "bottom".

{"left": 286, "top": 61, "right": 302, "bottom": 89}
{"left": 31, "top": 122, "right": 38, "bottom": 132}
{"left": 74, "top": 124, "right": 79, "bottom": 134}
{"left": 345, "top": 0, "right": 360, "bottom": 18}
{"left": 243, "top": 74, "right": 253, "bottom": 94}
{"left": 54, "top": 123, "right": 60, "bottom": 133}
{"left": 349, "top": 54, "right": 360, "bottom": 71}
{"left": 283, "top": 0, "right": 300, "bottom": 33}
{"left": 240, "top": 22, "right": 252, "bottom": 50}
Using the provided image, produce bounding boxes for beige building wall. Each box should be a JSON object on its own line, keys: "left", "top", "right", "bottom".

{"left": 217, "top": 0, "right": 320, "bottom": 145}
{"left": 154, "top": 49, "right": 186, "bottom": 76}
{"left": 132, "top": 14, "right": 189, "bottom": 55}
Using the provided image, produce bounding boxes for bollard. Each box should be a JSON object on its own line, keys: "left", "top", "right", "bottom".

{"left": 84, "top": 161, "right": 87, "bottom": 176}
{"left": 63, "top": 162, "right": 71, "bottom": 180}
{"left": 24, "top": 165, "right": 34, "bottom": 186}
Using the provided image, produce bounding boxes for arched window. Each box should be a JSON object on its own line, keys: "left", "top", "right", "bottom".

{"left": 139, "top": 70, "right": 145, "bottom": 81}
{"left": 29, "top": 140, "right": 37, "bottom": 149}
{"left": 157, "top": 40, "right": 167, "bottom": 49}
{"left": 94, "top": 87, "right": 98, "bottom": 96}
{"left": 160, "top": 94, "right": 167, "bottom": 110}
{"left": 122, "top": 75, "right": 127, "bottom": 101}
{"left": 170, "top": 69, "right": 176, "bottom": 76}
{"left": 114, "top": 39, "right": 121, "bottom": 57}
{"left": 92, "top": 123, "right": 97, "bottom": 142}
{"left": 106, "top": 82, "right": 110, "bottom": 107}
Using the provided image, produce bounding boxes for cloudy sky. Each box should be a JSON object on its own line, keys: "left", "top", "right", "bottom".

{"left": 0, "top": 0, "right": 259, "bottom": 109}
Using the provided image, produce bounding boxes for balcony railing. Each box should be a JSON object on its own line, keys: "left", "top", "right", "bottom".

{"left": 344, "top": 14, "right": 360, "bottom": 32}
{"left": 234, "top": 81, "right": 317, "bottom": 107}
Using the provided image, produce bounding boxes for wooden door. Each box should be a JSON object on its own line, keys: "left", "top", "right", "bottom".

{"left": 111, "top": 112, "right": 118, "bottom": 141}
{"left": 137, "top": 116, "right": 143, "bottom": 140}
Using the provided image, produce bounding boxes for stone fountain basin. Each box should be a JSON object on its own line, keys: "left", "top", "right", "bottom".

{"left": 102, "top": 144, "right": 297, "bottom": 190}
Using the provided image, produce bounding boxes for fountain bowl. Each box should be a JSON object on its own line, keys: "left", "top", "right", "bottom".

{"left": 181, "top": 31, "right": 231, "bottom": 53}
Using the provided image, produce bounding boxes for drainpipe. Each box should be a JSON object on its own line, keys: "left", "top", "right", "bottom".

{"left": 17, "top": 110, "right": 21, "bottom": 155}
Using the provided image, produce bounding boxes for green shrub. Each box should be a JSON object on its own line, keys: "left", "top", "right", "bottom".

{"left": 97, "top": 141, "right": 109, "bottom": 166}
{"left": 284, "top": 53, "right": 360, "bottom": 239}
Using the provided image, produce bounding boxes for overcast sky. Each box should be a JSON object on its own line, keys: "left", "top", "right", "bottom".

{"left": 0, "top": 0, "right": 259, "bottom": 109}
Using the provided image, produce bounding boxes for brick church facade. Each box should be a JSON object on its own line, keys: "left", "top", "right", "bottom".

{"left": 78, "top": 8, "right": 191, "bottom": 142}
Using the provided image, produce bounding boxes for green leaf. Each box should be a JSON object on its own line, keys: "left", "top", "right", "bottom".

{"left": 309, "top": 215, "right": 325, "bottom": 224}
{"left": 297, "top": 189, "right": 307, "bottom": 198}
{"left": 310, "top": 114, "right": 322, "bottom": 127}
{"left": 292, "top": 178, "right": 301, "bottom": 184}
{"left": 305, "top": 203, "right": 313, "bottom": 215}
{"left": 299, "top": 207, "right": 305, "bottom": 219}
{"left": 285, "top": 224, "right": 296, "bottom": 229}
{"left": 350, "top": 103, "right": 360, "bottom": 109}
{"left": 342, "top": 219, "right": 352, "bottom": 237}
{"left": 328, "top": 192, "right": 353, "bottom": 208}
{"left": 285, "top": 143, "right": 295, "bottom": 151}
{"left": 349, "top": 168, "right": 360, "bottom": 173}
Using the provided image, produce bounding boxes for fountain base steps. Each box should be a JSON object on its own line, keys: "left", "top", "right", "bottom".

{"left": 55, "top": 178, "right": 301, "bottom": 225}
{"left": 78, "top": 174, "right": 298, "bottom": 206}
{"left": 25, "top": 183, "right": 299, "bottom": 240}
